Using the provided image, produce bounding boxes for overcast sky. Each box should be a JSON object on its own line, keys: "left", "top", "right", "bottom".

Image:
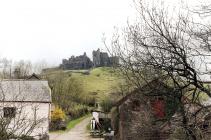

{"left": 0, "top": 0, "right": 137, "bottom": 66}
{"left": 0, "top": 0, "right": 209, "bottom": 66}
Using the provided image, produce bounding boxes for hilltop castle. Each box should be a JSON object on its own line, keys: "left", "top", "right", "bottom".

{"left": 92, "top": 48, "right": 119, "bottom": 67}
{"left": 61, "top": 52, "right": 93, "bottom": 70}
{"left": 60, "top": 49, "right": 119, "bottom": 70}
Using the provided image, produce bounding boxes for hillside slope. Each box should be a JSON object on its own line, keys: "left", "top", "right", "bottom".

{"left": 71, "top": 67, "right": 121, "bottom": 95}
{"left": 43, "top": 67, "right": 123, "bottom": 98}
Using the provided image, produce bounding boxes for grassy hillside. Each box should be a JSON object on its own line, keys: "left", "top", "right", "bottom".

{"left": 72, "top": 68, "right": 121, "bottom": 95}
{"left": 43, "top": 67, "right": 123, "bottom": 99}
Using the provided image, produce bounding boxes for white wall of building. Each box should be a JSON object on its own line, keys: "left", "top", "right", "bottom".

{"left": 0, "top": 102, "right": 51, "bottom": 139}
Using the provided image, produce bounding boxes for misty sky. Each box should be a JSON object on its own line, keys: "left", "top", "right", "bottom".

{"left": 0, "top": 0, "right": 137, "bottom": 66}
{"left": 0, "top": 0, "right": 208, "bottom": 66}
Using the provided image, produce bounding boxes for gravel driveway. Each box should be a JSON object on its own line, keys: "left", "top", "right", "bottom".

{"left": 50, "top": 117, "right": 104, "bottom": 140}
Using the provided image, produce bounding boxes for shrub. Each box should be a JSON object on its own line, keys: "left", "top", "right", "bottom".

{"left": 83, "top": 71, "right": 90, "bottom": 75}
{"left": 50, "top": 107, "right": 67, "bottom": 131}
{"left": 169, "top": 127, "right": 203, "bottom": 140}
{"left": 84, "top": 96, "right": 96, "bottom": 107}
{"left": 101, "top": 118, "right": 112, "bottom": 132}
{"left": 67, "top": 104, "right": 88, "bottom": 119}
{"left": 51, "top": 107, "right": 66, "bottom": 121}
{"left": 111, "top": 107, "right": 119, "bottom": 132}
{"left": 100, "top": 96, "right": 114, "bottom": 113}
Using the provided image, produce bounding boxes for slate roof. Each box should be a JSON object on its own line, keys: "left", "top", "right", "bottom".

{"left": 0, "top": 80, "right": 51, "bottom": 103}
{"left": 115, "top": 79, "right": 173, "bottom": 106}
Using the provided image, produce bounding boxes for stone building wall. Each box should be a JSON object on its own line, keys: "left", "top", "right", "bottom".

{"left": 112, "top": 78, "right": 211, "bottom": 140}
{"left": 115, "top": 94, "right": 171, "bottom": 140}
{"left": 112, "top": 81, "right": 174, "bottom": 140}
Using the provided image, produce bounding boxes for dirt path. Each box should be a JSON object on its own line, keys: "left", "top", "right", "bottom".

{"left": 50, "top": 117, "right": 104, "bottom": 140}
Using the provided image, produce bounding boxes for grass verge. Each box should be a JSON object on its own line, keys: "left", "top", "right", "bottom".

{"left": 50, "top": 114, "right": 91, "bottom": 133}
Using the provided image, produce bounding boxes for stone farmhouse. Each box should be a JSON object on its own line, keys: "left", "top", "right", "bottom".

{"left": 112, "top": 79, "right": 211, "bottom": 140}
{"left": 0, "top": 75, "right": 51, "bottom": 139}
{"left": 60, "top": 49, "right": 119, "bottom": 70}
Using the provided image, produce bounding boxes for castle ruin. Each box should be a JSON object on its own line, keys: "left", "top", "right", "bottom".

{"left": 61, "top": 52, "right": 93, "bottom": 70}
{"left": 92, "top": 49, "right": 119, "bottom": 67}
{"left": 61, "top": 49, "right": 119, "bottom": 70}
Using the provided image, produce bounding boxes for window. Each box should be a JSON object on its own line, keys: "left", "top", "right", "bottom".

{"left": 131, "top": 99, "right": 141, "bottom": 111}
{"left": 3, "top": 107, "right": 16, "bottom": 118}
{"left": 151, "top": 99, "right": 165, "bottom": 119}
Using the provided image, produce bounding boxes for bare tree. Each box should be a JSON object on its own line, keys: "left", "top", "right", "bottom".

{"left": 13, "top": 60, "right": 32, "bottom": 79}
{"left": 33, "top": 60, "right": 48, "bottom": 74}
{"left": 192, "top": 0, "right": 211, "bottom": 16}
{"left": 46, "top": 71, "right": 84, "bottom": 114}
{"left": 187, "top": 0, "right": 211, "bottom": 52}
{"left": 0, "top": 59, "right": 48, "bottom": 79}
{"left": 0, "top": 58, "right": 12, "bottom": 79}
{"left": 106, "top": 0, "right": 211, "bottom": 139}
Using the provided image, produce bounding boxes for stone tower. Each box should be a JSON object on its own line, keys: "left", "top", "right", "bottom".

{"left": 92, "top": 48, "right": 101, "bottom": 67}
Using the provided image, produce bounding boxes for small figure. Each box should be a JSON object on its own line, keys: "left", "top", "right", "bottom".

{"left": 91, "top": 118, "right": 96, "bottom": 130}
